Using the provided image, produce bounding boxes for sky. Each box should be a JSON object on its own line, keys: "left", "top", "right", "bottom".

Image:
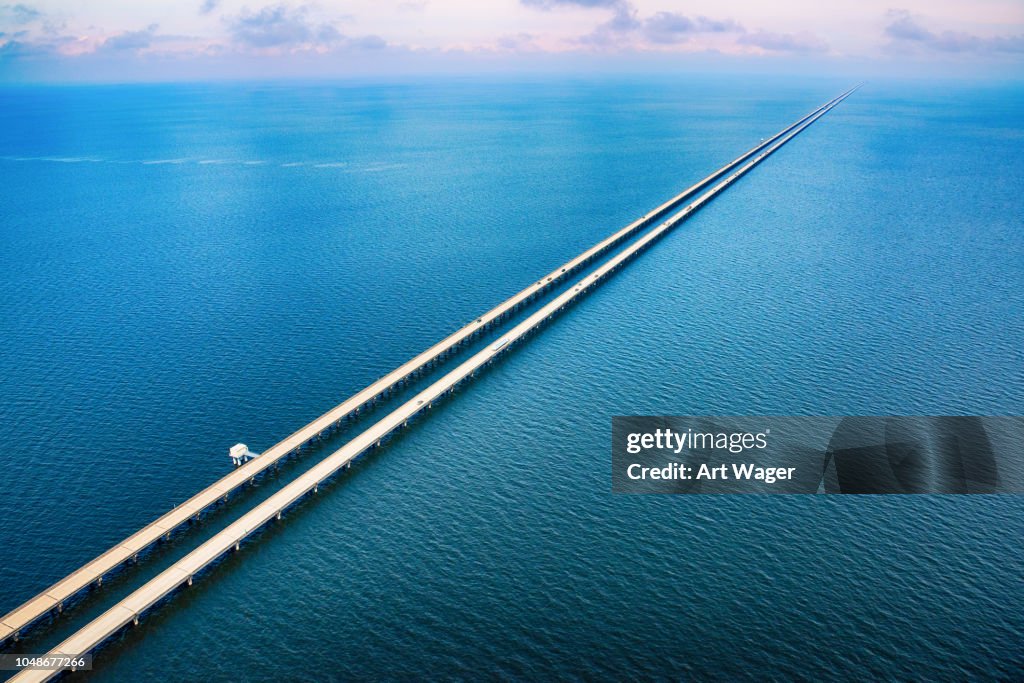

{"left": 1, "top": 0, "right": 1023, "bottom": 82}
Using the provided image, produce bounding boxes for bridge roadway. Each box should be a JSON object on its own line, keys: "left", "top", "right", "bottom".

{"left": 0, "top": 88, "right": 854, "bottom": 650}
{"left": 10, "top": 85, "right": 856, "bottom": 681}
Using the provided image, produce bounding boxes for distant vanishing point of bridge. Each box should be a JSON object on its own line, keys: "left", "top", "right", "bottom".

{"left": 3, "top": 85, "right": 858, "bottom": 681}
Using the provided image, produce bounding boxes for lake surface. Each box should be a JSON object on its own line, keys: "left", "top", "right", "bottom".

{"left": 0, "top": 76, "right": 1022, "bottom": 680}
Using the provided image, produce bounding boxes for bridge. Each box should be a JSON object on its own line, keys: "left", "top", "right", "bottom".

{"left": 0, "top": 85, "right": 852, "bottom": 650}
{"left": 3, "top": 86, "right": 857, "bottom": 681}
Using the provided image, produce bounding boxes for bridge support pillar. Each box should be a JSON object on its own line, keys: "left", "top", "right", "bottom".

{"left": 187, "top": 576, "right": 193, "bottom": 587}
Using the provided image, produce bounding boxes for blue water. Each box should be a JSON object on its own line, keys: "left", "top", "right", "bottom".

{"left": 1, "top": 76, "right": 1022, "bottom": 680}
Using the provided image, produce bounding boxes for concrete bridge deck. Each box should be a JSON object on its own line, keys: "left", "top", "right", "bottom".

{"left": 8, "top": 85, "right": 857, "bottom": 682}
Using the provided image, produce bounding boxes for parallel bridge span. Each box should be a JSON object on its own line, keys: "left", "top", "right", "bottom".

{"left": 0, "top": 86, "right": 852, "bottom": 649}
{"left": 9, "top": 84, "right": 857, "bottom": 682}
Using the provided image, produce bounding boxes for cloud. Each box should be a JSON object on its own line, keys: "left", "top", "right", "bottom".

{"left": 0, "top": 3, "right": 41, "bottom": 24}
{"left": 738, "top": 30, "right": 828, "bottom": 54}
{"left": 987, "top": 35, "right": 1024, "bottom": 53}
{"left": 226, "top": 4, "right": 342, "bottom": 49}
{"left": 496, "top": 32, "right": 538, "bottom": 52}
{"left": 0, "top": 38, "right": 38, "bottom": 58}
{"left": 102, "top": 23, "right": 160, "bottom": 51}
{"left": 199, "top": 0, "right": 221, "bottom": 15}
{"left": 349, "top": 34, "right": 386, "bottom": 49}
{"left": 89, "top": 24, "right": 199, "bottom": 55}
{"left": 521, "top": 0, "right": 637, "bottom": 44}
{"left": 522, "top": 0, "right": 743, "bottom": 49}
{"left": 0, "top": 29, "right": 76, "bottom": 61}
{"left": 521, "top": 0, "right": 622, "bottom": 7}
{"left": 572, "top": 1, "right": 639, "bottom": 46}
{"left": 221, "top": 5, "right": 388, "bottom": 53}
{"left": 884, "top": 9, "right": 1024, "bottom": 54}
{"left": 884, "top": 9, "right": 932, "bottom": 42}
{"left": 642, "top": 12, "right": 743, "bottom": 45}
